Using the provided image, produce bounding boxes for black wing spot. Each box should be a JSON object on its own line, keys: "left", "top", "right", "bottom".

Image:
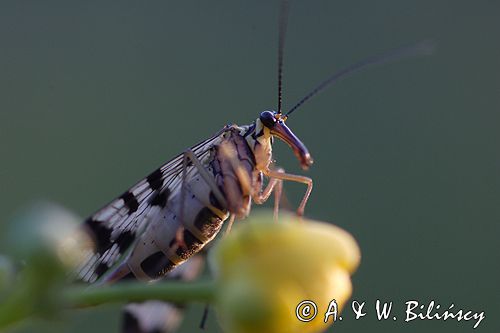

{"left": 115, "top": 230, "right": 135, "bottom": 252}
{"left": 95, "top": 262, "right": 109, "bottom": 278}
{"left": 140, "top": 251, "right": 176, "bottom": 279}
{"left": 147, "top": 168, "right": 164, "bottom": 191}
{"left": 149, "top": 189, "right": 170, "bottom": 208}
{"left": 84, "top": 219, "right": 112, "bottom": 255}
{"left": 121, "top": 191, "right": 139, "bottom": 213}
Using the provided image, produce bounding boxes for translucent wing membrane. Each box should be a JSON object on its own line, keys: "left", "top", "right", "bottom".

{"left": 77, "top": 128, "right": 226, "bottom": 283}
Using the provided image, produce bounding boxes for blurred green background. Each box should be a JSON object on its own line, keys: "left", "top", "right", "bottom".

{"left": 1, "top": 1, "right": 499, "bottom": 332}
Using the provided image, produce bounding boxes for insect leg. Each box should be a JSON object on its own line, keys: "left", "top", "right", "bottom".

{"left": 184, "top": 150, "right": 228, "bottom": 208}
{"left": 176, "top": 149, "right": 228, "bottom": 247}
{"left": 273, "top": 177, "right": 283, "bottom": 220}
{"left": 223, "top": 214, "right": 236, "bottom": 236}
{"left": 264, "top": 169, "right": 313, "bottom": 217}
{"left": 253, "top": 168, "right": 284, "bottom": 220}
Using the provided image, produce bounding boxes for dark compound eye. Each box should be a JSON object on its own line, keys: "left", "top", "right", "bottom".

{"left": 259, "top": 111, "right": 276, "bottom": 128}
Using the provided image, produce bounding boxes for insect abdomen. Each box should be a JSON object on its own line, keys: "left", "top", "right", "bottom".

{"left": 125, "top": 179, "right": 226, "bottom": 281}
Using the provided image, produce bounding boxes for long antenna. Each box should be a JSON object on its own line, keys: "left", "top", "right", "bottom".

{"left": 277, "top": 0, "right": 290, "bottom": 114}
{"left": 285, "top": 40, "right": 435, "bottom": 117}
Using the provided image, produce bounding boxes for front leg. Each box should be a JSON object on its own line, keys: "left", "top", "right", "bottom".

{"left": 264, "top": 169, "right": 313, "bottom": 217}
{"left": 253, "top": 169, "right": 284, "bottom": 220}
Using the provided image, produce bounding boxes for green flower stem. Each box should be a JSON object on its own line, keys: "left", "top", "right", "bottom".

{"left": 64, "top": 280, "right": 217, "bottom": 307}
{"left": 0, "top": 292, "right": 34, "bottom": 329}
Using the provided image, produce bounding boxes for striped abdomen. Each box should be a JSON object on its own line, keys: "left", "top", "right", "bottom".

{"left": 106, "top": 127, "right": 257, "bottom": 282}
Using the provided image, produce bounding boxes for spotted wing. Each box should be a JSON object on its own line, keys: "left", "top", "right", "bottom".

{"left": 77, "top": 128, "right": 226, "bottom": 283}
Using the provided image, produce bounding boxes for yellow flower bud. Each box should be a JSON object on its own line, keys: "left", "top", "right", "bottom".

{"left": 212, "top": 211, "right": 360, "bottom": 333}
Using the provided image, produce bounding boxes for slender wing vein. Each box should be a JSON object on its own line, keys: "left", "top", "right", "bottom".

{"left": 77, "top": 127, "right": 226, "bottom": 283}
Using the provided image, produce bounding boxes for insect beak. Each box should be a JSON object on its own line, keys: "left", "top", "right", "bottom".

{"left": 271, "top": 121, "right": 314, "bottom": 170}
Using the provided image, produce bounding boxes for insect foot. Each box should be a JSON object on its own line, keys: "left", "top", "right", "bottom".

{"left": 211, "top": 211, "right": 361, "bottom": 333}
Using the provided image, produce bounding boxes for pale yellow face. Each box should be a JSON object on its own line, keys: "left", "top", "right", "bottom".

{"left": 252, "top": 118, "right": 273, "bottom": 171}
